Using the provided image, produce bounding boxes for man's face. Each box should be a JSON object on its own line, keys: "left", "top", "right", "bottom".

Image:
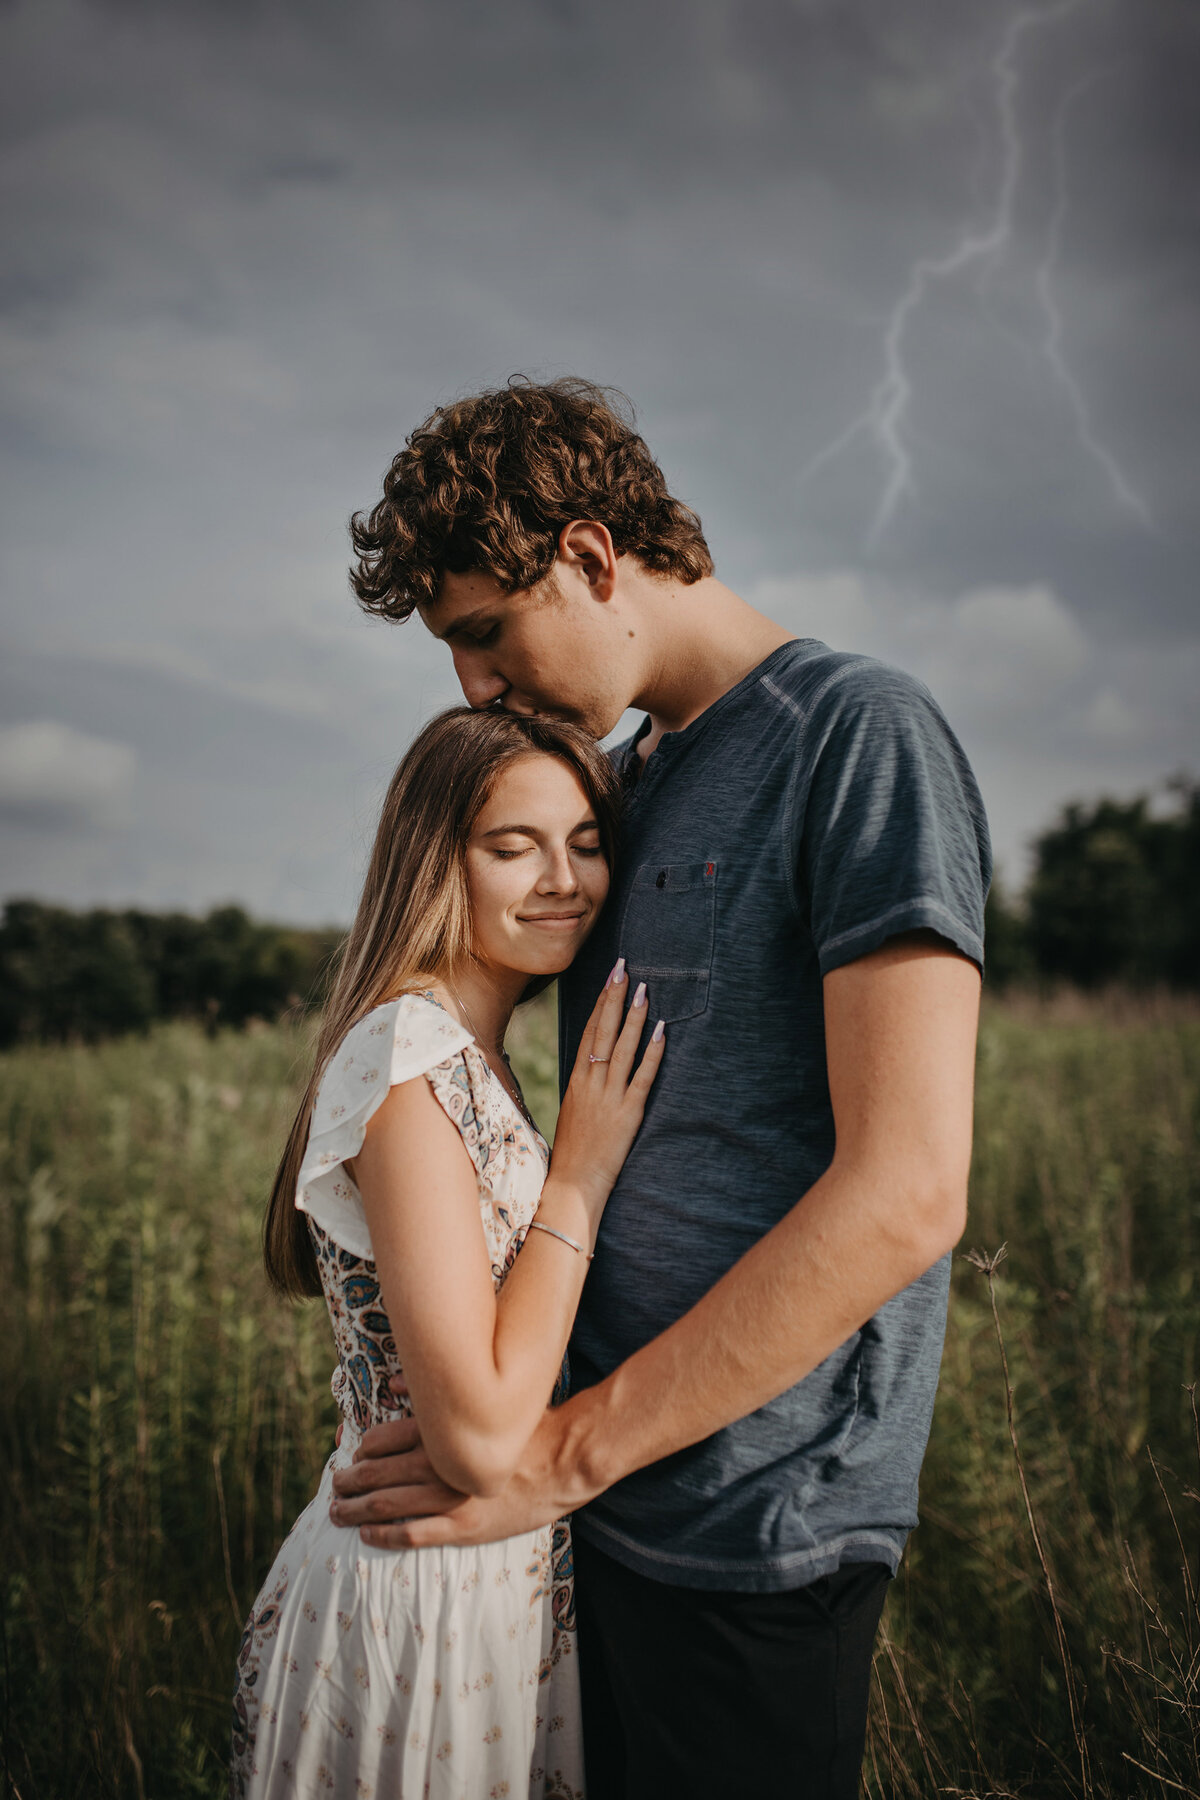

{"left": 419, "top": 566, "right": 632, "bottom": 740}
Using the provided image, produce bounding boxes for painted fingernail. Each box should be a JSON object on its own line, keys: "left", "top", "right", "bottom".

{"left": 607, "top": 958, "right": 626, "bottom": 987}
{"left": 652, "top": 1019, "right": 665, "bottom": 1042}
{"left": 633, "top": 981, "right": 647, "bottom": 1008}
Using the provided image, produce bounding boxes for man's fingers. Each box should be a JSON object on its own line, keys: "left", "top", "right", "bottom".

{"left": 333, "top": 1481, "right": 458, "bottom": 1526}
{"left": 361, "top": 1500, "right": 489, "bottom": 1549}
{"left": 355, "top": 1518, "right": 451, "bottom": 1551}
{"left": 363, "top": 1513, "right": 471, "bottom": 1550}
{"left": 355, "top": 1523, "right": 420, "bottom": 1551}
{"left": 333, "top": 1450, "right": 436, "bottom": 1497}
{"left": 354, "top": 1416, "right": 422, "bottom": 1460}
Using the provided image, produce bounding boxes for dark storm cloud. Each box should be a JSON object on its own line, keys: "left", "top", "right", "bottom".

{"left": 1, "top": 0, "right": 1196, "bottom": 914}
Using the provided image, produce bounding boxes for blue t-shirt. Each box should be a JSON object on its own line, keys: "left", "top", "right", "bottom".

{"left": 558, "top": 639, "right": 991, "bottom": 1592}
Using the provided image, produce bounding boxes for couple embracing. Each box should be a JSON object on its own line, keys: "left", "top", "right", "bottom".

{"left": 230, "top": 378, "right": 991, "bottom": 1799}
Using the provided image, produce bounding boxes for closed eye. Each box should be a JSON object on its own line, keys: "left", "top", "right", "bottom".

{"left": 490, "top": 840, "right": 602, "bottom": 861}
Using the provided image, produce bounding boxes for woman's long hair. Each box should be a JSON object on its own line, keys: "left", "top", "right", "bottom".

{"left": 264, "top": 706, "right": 622, "bottom": 1299}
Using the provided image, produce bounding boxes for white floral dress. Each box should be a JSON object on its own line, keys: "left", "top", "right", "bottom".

{"left": 230, "top": 992, "right": 584, "bottom": 1800}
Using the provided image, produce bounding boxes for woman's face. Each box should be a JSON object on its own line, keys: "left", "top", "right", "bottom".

{"left": 464, "top": 753, "right": 610, "bottom": 981}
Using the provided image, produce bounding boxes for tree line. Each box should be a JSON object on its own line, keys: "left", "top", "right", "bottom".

{"left": 1, "top": 780, "right": 1196, "bottom": 1046}
{"left": 984, "top": 778, "right": 1199, "bottom": 989}
{"left": 0, "top": 902, "right": 343, "bottom": 1048}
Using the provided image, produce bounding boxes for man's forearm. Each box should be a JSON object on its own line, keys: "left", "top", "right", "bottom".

{"left": 332, "top": 1153, "right": 965, "bottom": 1549}
{"left": 550, "top": 939, "right": 979, "bottom": 1506}
{"left": 334, "top": 939, "right": 979, "bottom": 1551}
{"left": 547, "top": 1150, "right": 963, "bottom": 1507}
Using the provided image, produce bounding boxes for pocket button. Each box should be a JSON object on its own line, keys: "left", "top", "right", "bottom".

{"left": 655, "top": 870, "right": 667, "bottom": 888}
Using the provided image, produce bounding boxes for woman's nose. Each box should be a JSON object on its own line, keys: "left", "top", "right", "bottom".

{"left": 537, "top": 846, "right": 578, "bottom": 893}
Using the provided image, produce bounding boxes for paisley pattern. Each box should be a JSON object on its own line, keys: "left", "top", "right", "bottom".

{"left": 309, "top": 1227, "right": 411, "bottom": 1437}
{"left": 230, "top": 1572, "right": 288, "bottom": 1777}
{"left": 229, "top": 994, "right": 584, "bottom": 1798}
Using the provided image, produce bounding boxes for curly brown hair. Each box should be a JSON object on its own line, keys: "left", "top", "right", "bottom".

{"left": 349, "top": 376, "right": 713, "bottom": 621}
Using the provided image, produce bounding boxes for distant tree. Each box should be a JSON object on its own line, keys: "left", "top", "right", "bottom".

{"left": 0, "top": 902, "right": 345, "bottom": 1048}
{"left": 982, "top": 878, "right": 1033, "bottom": 988}
{"left": 188, "top": 906, "right": 342, "bottom": 1026}
{"left": 123, "top": 910, "right": 205, "bottom": 1016}
{"left": 1156, "top": 779, "right": 1200, "bottom": 987}
{"left": 3, "top": 782, "right": 1197, "bottom": 1048}
{"left": 0, "top": 901, "right": 156, "bottom": 1044}
{"left": 1027, "top": 780, "right": 1200, "bottom": 987}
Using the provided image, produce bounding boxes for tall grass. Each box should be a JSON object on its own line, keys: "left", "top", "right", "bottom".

{"left": 0, "top": 1021, "right": 336, "bottom": 1798}
{"left": 867, "top": 995, "right": 1200, "bottom": 1798}
{"left": 0, "top": 994, "right": 1196, "bottom": 1797}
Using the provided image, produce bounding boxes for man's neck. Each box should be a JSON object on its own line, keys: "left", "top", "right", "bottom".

{"left": 630, "top": 577, "right": 795, "bottom": 762}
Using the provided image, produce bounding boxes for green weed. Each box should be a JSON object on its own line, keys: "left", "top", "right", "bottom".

{"left": 0, "top": 995, "right": 1196, "bottom": 1797}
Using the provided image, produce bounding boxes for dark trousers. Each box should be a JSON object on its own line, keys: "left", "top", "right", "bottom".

{"left": 573, "top": 1532, "right": 890, "bottom": 1800}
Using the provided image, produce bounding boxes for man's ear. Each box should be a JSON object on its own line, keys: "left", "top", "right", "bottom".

{"left": 557, "top": 521, "right": 619, "bottom": 603}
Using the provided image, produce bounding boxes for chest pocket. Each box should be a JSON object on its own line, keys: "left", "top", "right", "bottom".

{"left": 619, "top": 861, "right": 717, "bottom": 1023}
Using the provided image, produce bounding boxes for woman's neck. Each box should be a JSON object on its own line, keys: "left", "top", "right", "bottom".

{"left": 436, "top": 964, "right": 521, "bottom": 1056}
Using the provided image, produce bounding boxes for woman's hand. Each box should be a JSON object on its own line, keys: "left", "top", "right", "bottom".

{"left": 543, "top": 962, "right": 665, "bottom": 1221}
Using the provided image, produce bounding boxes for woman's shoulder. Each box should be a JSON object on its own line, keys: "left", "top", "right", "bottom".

{"left": 327, "top": 991, "right": 473, "bottom": 1095}
{"left": 298, "top": 994, "right": 476, "bottom": 1255}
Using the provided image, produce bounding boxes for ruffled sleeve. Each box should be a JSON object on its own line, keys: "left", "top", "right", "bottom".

{"left": 295, "top": 992, "right": 473, "bottom": 1258}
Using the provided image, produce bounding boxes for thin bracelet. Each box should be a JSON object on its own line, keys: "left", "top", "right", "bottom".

{"left": 527, "top": 1220, "right": 595, "bottom": 1262}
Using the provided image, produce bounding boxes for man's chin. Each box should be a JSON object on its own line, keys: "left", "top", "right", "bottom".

{"left": 552, "top": 702, "right": 628, "bottom": 742}
{"left": 507, "top": 699, "right": 609, "bottom": 739}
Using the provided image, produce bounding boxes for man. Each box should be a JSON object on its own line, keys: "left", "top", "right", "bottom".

{"left": 331, "top": 376, "right": 990, "bottom": 1797}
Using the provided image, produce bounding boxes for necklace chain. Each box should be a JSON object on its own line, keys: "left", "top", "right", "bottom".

{"left": 447, "top": 981, "right": 497, "bottom": 1054}
{"left": 446, "top": 982, "right": 533, "bottom": 1126}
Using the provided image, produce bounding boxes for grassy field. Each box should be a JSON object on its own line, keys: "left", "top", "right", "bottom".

{"left": 1, "top": 993, "right": 1197, "bottom": 1798}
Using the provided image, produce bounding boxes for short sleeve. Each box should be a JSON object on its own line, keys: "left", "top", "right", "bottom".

{"left": 796, "top": 659, "right": 992, "bottom": 977}
{"left": 295, "top": 993, "right": 473, "bottom": 1257}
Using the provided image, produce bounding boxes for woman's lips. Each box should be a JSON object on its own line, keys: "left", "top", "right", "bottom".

{"left": 518, "top": 912, "right": 587, "bottom": 929}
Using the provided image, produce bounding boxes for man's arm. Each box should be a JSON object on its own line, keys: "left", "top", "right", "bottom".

{"left": 332, "top": 932, "right": 980, "bottom": 1546}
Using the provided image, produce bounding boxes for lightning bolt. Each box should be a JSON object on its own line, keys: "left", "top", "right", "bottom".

{"left": 799, "top": 0, "right": 1150, "bottom": 545}
{"left": 1035, "top": 72, "right": 1154, "bottom": 527}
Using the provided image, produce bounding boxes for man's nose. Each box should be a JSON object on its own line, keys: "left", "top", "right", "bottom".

{"left": 450, "top": 645, "right": 507, "bottom": 711}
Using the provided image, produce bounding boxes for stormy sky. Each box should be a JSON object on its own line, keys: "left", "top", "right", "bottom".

{"left": 2, "top": 0, "right": 1197, "bottom": 923}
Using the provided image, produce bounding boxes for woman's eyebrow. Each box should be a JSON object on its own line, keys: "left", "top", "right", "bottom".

{"left": 479, "top": 818, "right": 599, "bottom": 838}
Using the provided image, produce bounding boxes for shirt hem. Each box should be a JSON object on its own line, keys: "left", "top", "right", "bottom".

{"left": 572, "top": 1515, "right": 905, "bottom": 1592}
{"left": 817, "top": 896, "right": 984, "bottom": 977}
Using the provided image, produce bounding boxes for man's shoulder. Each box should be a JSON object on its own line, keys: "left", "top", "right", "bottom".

{"left": 757, "top": 641, "right": 941, "bottom": 731}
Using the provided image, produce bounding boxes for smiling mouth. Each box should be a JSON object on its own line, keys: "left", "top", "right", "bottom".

{"left": 518, "top": 912, "right": 587, "bottom": 925}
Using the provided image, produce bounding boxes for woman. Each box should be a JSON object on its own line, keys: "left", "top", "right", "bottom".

{"left": 230, "top": 706, "right": 663, "bottom": 1799}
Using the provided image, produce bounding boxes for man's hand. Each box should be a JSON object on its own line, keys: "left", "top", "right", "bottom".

{"left": 331, "top": 933, "right": 981, "bottom": 1544}
{"left": 330, "top": 1408, "right": 583, "bottom": 1549}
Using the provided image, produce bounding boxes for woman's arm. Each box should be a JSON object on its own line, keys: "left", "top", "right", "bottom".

{"left": 333, "top": 934, "right": 980, "bottom": 1540}
{"left": 353, "top": 975, "right": 663, "bottom": 1498}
